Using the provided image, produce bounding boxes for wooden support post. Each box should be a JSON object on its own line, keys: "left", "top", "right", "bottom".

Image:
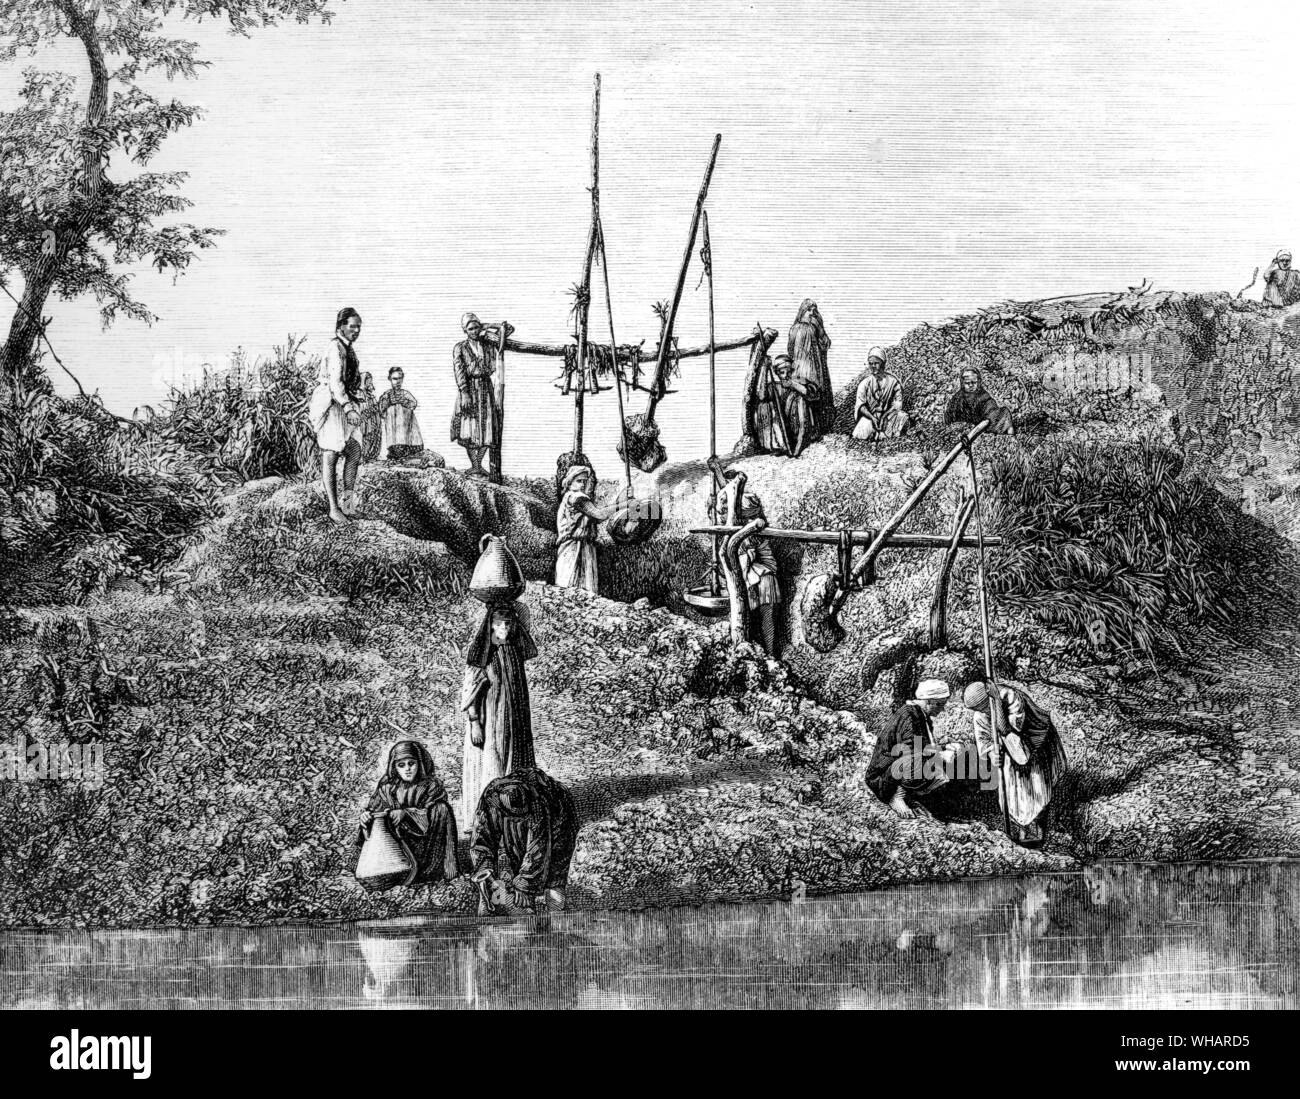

{"left": 689, "top": 524, "right": 1001, "bottom": 550}
{"left": 570, "top": 73, "right": 600, "bottom": 461}
{"left": 928, "top": 496, "right": 976, "bottom": 649}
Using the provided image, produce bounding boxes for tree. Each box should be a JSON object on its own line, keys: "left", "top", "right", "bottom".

{"left": 0, "top": 1, "right": 337, "bottom": 385}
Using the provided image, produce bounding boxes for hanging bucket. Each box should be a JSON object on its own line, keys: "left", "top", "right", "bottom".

{"left": 608, "top": 496, "right": 663, "bottom": 544}
{"left": 470, "top": 534, "right": 526, "bottom": 604}
{"left": 683, "top": 561, "right": 729, "bottom": 614}
{"left": 683, "top": 585, "right": 730, "bottom": 614}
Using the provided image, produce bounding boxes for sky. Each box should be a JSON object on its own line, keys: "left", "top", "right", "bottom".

{"left": 5, "top": 0, "right": 1300, "bottom": 475}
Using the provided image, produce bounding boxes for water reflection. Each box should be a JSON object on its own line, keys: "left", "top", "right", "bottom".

{"left": 1, "top": 862, "right": 1295, "bottom": 1009}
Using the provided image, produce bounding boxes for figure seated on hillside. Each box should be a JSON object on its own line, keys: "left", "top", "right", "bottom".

{"left": 944, "top": 368, "right": 1014, "bottom": 434}
{"left": 1263, "top": 249, "right": 1300, "bottom": 308}
{"left": 852, "top": 347, "right": 911, "bottom": 441}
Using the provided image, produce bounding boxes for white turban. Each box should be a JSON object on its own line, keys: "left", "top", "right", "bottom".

{"left": 561, "top": 464, "right": 594, "bottom": 493}
{"left": 867, "top": 346, "right": 887, "bottom": 364}
{"left": 915, "top": 679, "right": 951, "bottom": 701}
{"left": 461, "top": 312, "right": 481, "bottom": 332}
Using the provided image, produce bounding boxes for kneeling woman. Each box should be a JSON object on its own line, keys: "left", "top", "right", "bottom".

{"left": 356, "top": 741, "right": 461, "bottom": 884}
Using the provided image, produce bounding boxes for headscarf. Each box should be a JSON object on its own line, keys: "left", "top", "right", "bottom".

{"left": 915, "top": 679, "right": 951, "bottom": 701}
{"left": 461, "top": 312, "right": 481, "bottom": 333}
{"left": 738, "top": 492, "right": 765, "bottom": 521}
{"left": 377, "top": 740, "right": 445, "bottom": 799}
{"left": 962, "top": 681, "right": 991, "bottom": 710}
{"left": 1276, "top": 250, "right": 1292, "bottom": 264}
{"left": 465, "top": 601, "right": 538, "bottom": 669}
{"left": 867, "top": 346, "right": 887, "bottom": 364}
{"left": 561, "top": 464, "right": 594, "bottom": 495}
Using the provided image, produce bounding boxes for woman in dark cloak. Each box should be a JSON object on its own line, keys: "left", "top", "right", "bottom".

{"left": 356, "top": 740, "right": 460, "bottom": 884}
{"left": 458, "top": 601, "right": 538, "bottom": 832}
{"left": 787, "top": 298, "right": 836, "bottom": 437}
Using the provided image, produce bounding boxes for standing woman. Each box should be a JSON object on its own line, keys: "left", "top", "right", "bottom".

{"left": 459, "top": 600, "right": 538, "bottom": 832}
{"left": 308, "top": 307, "right": 365, "bottom": 523}
{"left": 787, "top": 299, "right": 835, "bottom": 438}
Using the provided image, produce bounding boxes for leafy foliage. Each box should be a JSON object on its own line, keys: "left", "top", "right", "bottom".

{"left": 1, "top": 1, "right": 336, "bottom": 373}
{"left": 157, "top": 334, "right": 320, "bottom": 482}
{"left": 0, "top": 367, "right": 220, "bottom": 603}
{"left": 985, "top": 437, "right": 1246, "bottom": 656}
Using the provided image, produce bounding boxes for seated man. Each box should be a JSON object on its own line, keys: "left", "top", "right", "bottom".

{"left": 470, "top": 767, "right": 578, "bottom": 915}
{"left": 865, "top": 680, "right": 962, "bottom": 819}
{"left": 852, "top": 346, "right": 911, "bottom": 440}
{"left": 944, "top": 368, "right": 1014, "bottom": 434}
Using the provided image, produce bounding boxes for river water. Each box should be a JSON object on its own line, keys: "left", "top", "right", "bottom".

{"left": 2, "top": 862, "right": 1296, "bottom": 1010}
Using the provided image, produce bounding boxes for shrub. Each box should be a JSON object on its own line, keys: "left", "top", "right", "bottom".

{"left": 984, "top": 437, "right": 1245, "bottom": 656}
{"left": 157, "top": 335, "right": 319, "bottom": 484}
{"left": 1, "top": 375, "right": 218, "bottom": 603}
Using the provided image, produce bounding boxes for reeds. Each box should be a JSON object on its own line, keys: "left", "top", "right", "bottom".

{"left": 985, "top": 437, "right": 1241, "bottom": 657}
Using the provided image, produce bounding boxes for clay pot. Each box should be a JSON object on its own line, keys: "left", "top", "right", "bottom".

{"left": 470, "top": 534, "right": 525, "bottom": 604}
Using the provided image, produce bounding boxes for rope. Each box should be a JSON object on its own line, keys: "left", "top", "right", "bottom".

{"left": 965, "top": 435, "right": 1011, "bottom": 837}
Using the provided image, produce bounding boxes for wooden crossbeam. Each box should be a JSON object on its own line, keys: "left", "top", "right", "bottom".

{"left": 689, "top": 525, "right": 1002, "bottom": 549}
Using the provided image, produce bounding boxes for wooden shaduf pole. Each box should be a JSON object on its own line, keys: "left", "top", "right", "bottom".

{"left": 597, "top": 218, "right": 631, "bottom": 488}
{"left": 562, "top": 72, "right": 601, "bottom": 481}
{"left": 491, "top": 322, "right": 507, "bottom": 484}
{"left": 622, "top": 134, "right": 722, "bottom": 473}
{"left": 689, "top": 525, "right": 1001, "bottom": 550}
{"left": 966, "top": 442, "right": 1012, "bottom": 839}
{"left": 703, "top": 210, "right": 720, "bottom": 594}
{"left": 832, "top": 418, "right": 992, "bottom": 614}
{"left": 703, "top": 209, "right": 716, "bottom": 461}
{"left": 648, "top": 134, "right": 720, "bottom": 421}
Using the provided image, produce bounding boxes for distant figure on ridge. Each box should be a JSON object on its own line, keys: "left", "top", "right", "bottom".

{"left": 452, "top": 312, "right": 506, "bottom": 478}
{"left": 358, "top": 371, "right": 383, "bottom": 462}
{"left": 378, "top": 365, "right": 424, "bottom": 461}
{"left": 307, "top": 306, "right": 365, "bottom": 523}
{"left": 852, "top": 347, "right": 911, "bottom": 440}
{"left": 787, "top": 299, "right": 835, "bottom": 441}
{"left": 1263, "top": 249, "right": 1300, "bottom": 308}
{"left": 944, "top": 367, "right": 1015, "bottom": 435}
{"left": 773, "top": 353, "right": 820, "bottom": 457}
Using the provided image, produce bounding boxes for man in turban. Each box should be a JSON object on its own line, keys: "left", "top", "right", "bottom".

{"left": 962, "top": 680, "right": 1068, "bottom": 846}
{"left": 1263, "top": 250, "right": 1300, "bottom": 308}
{"left": 944, "top": 367, "right": 1015, "bottom": 435}
{"left": 852, "top": 347, "right": 911, "bottom": 440}
{"left": 452, "top": 312, "right": 505, "bottom": 478}
{"left": 866, "top": 679, "right": 964, "bottom": 819}
{"left": 787, "top": 299, "right": 836, "bottom": 440}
